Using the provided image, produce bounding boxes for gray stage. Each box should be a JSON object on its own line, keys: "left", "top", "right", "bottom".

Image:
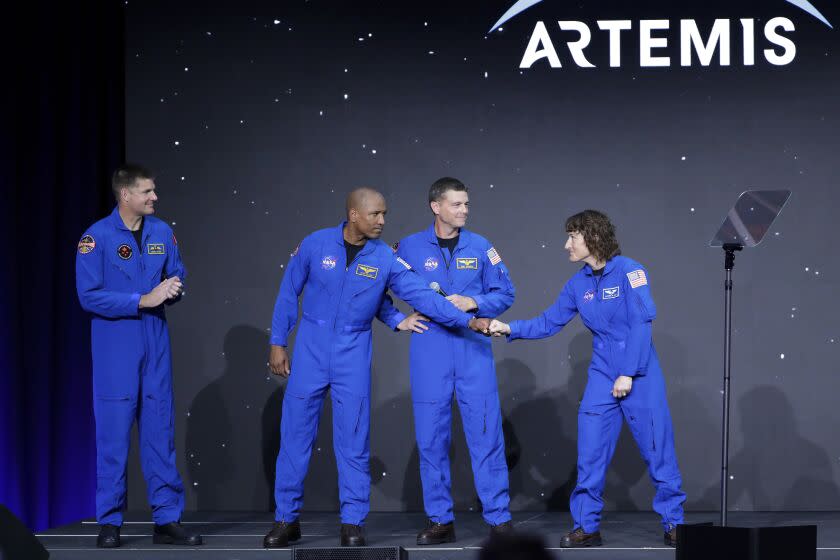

{"left": 36, "top": 511, "right": 840, "bottom": 559}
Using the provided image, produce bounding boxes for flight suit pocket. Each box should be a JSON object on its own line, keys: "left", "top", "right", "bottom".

{"left": 93, "top": 395, "right": 135, "bottom": 447}
{"left": 333, "top": 393, "right": 368, "bottom": 454}
{"left": 412, "top": 400, "right": 443, "bottom": 451}
{"left": 625, "top": 407, "right": 655, "bottom": 455}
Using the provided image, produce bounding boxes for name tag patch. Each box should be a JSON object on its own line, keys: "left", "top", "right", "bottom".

{"left": 456, "top": 257, "right": 478, "bottom": 270}
{"left": 602, "top": 286, "right": 620, "bottom": 300}
{"left": 147, "top": 243, "right": 165, "bottom": 255}
{"left": 356, "top": 263, "right": 379, "bottom": 279}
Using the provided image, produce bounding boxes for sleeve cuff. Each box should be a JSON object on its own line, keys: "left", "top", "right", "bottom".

{"left": 389, "top": 312, "right": 407, "bottom": 331}
{"left": 507, "top": 320, "right": 521, "bottom": 341}
{"left": 270, "top": 335, "right": 288, "bottom": 347}
{"left": 130, "top": 293, "right": 142, "bottom": 315}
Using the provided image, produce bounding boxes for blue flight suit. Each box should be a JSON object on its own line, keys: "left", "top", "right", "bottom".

{"left": 75, "top": 206, "right": 187, "bottom": 527}
{"left": 508, "top": 256, "right": 685, "bottom": 533}
{"left": 270, "top": 222, "right": 474, "bottom": 526}
{"left": 394, "top": 225, "right": 515, "bottom": 526}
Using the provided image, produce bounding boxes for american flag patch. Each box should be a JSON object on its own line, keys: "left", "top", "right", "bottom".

{"left": 487, "top": 247, "right": 502, "bottom": 266}
{"left": 627, "top": 269, "right": 648, "bottom": 289}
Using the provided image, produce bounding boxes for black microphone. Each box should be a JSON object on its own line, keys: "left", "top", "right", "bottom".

{"left": 429, "top": 281, "right": 449, "bottom": 297}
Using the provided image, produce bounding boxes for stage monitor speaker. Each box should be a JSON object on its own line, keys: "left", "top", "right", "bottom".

{"left": 292, "top": 546, "right": 407, "bottom": 560}
{"left": 0, "top": 505, "right": 50, "bottom": 560}
{"left": 676, "top": 523, "right": 816, "bottom": 560}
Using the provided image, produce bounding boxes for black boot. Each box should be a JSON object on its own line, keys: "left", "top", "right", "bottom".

{"left": 340, "top": 523, "right": 366, "bottom": 547}
{"left": 416, "top": 520, "right": 456, "bottom": 545}
{"left": 152, "top": 522, "right": 203, "bottom": 545}
{"left": 96, "top": 524, "right": 121, "bottom": 548}
{"left": 559, "top": 527, "right": 602, "bottom": 548}
{"left": 489, "top": 520, "right": 515, "bottom": 537}
{"left": 263, "top": 520, "right": 302, "bottom": 548}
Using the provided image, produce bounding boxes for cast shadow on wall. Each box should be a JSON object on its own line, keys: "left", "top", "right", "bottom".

{"left": 372, "top": 331, "right": 661, "bottom": 513}
{"left": 500, "top": 332, "right": 651, "bottom": 512}
{"left": 698, "top": 385, "right": 840, "bottom": 510}
{"left": 183, "top": 325, "right": 339, "bottom": 512}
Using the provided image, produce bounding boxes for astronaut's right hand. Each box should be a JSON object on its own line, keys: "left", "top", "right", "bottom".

{"left": 139, "top": 277, "right": 183, "bottom": 309}
{"left": 269, "top": 345, "right": 291, "bottom": 378}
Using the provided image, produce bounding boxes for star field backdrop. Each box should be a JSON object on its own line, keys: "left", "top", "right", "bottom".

{"left": 125, "top": 0, "right": 840, "bottom": 514}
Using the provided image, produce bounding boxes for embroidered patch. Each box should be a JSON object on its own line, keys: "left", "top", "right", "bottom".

{"left": 396, "top": 257, "right": 412, "bottom": 270}
{"left": 172, "top": 233, "right": 178, "bottom": 246}
{"left": 424, "top": 257, "right": 439, "bottom": 271}
{"left": 487, "top": 247, "right": 502, "bottom": 265}
{"left": 627, "top": 269, "right": 648, "bottom": 288}
{"left": 291, "top": 243, "right": 300, "bottom": 257}
{"left": 77, "top": 235, "right": 95, "bottom": 254}
{"left": 356, "top": 263, "right": 379, "bottom": 279}
{"left": 456, "top": 257, "right": 478, "bottom": 270}
{"left": 602, "top": 286, "right": 620, "bottom": 300}
{"left": 147, "top": 243, "right": 165, "bottom": 255}
{"left": 392, "top": 241, "right": 400, "bottom": 252}
{"left": 117, "top": 244, "right": 133, "bottom": 260}
{"left": 583, "top": 289, "right": 595, "bottom": 303}
{"left": 321, "top": 255, "right": 337, "bottom": 270}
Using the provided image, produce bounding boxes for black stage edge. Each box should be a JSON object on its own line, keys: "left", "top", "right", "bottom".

{"left": 35, "top": 511, "right": 840, "bottom": 559}
{"left": 293, "top": 546, "right": 407, "bottom": 560}
{"left": 677, "top": 522, "right": 817, "bottom": 560}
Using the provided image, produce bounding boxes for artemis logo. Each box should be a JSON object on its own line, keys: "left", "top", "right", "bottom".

{"left": 489, "top": 0, "right": 833, "bottom": 68}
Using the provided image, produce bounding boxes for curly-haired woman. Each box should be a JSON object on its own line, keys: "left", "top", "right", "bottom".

{"left": 489, "top": 210, "right": 686, "bottom": 548}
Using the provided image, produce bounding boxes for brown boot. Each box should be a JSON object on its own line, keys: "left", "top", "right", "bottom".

{"left": 416, "top": 520, "right": 456, "bottom": 545}
{"left": 559, "top": 527, "right": 603, "bottom": 548}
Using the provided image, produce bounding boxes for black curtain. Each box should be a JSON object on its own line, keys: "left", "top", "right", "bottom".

{"left": 1, "top": 3, "right": 125, "bottom": 530}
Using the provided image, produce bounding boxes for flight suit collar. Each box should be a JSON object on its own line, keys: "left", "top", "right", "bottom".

{"left": 583, "top": 257, "right": 618, "bottom": 277}
{"left": 335, "top": 221, "right": 376, "bottom": 259}
{"left": 424, "top": 222, "right": 472, "bottom": 250}
{"left": 109, "top": 205, "right": 151, "bottom": 241}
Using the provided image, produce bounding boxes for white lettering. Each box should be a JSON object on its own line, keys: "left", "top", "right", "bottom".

{"left": 680, "top": 19, "right": 730, "bottom": 66}
{"left": 520, "top": 21, "right": 562, "bottom": 68}
{"left": 764, "top": 17, "right": 796, "bottom": 65}
{"left": 597, "top": 20, "right": 632, "bottom": 67}
{"left": 640, "top": 20, "right": 670, "bottom": 67}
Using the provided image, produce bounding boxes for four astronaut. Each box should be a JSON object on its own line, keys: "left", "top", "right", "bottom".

{"left": 76, "top": 167, "right": 685, "bottom": 550}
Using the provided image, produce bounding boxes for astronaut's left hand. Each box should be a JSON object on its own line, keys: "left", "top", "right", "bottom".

{"left": 612, "top": 375, "right": 633, "bottom": 398}
{"left": 446, "top": 294, "right": 477, "bottom": 312}
{"left": 397, "top": 312, "right": 431, "bottom": 333}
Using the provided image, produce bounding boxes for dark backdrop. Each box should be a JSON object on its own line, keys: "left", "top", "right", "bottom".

{"left": 1, "top": 3, "right": 124, "bottom": 530}
{"left": 125, "top": 0, "right": 840, "bottom": 514}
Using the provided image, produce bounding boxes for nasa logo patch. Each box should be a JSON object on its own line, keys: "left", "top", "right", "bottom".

{"left": 321, "top": 255, "right": 337, "bottom": 270}
{"left": 424, "top": 257, "right": 439, "bottom": 271}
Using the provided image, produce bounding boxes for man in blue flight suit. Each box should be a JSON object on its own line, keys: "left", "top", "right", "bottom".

{"left": 393, "top": 177, "right": 516, "bottom": 544}
{"left": 75, "top": 164, "right": 202, "bottom": 548}
{"left": 488, "top": 210, "right": 686, "bottom": 548}
{"left": 264, "top": 187, "right": 491, "bottom": 549}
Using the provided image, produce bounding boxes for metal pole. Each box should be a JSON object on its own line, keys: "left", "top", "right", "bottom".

{"left": 721, "top": 267, "right": 733, "bottom": 526}
{"left": 721, "top": 244, "right": 740, "bottom": 527}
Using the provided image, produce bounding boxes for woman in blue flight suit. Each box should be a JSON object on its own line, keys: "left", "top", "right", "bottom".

{"left": 489, "top": 210, "right": 686, "bottom": 548}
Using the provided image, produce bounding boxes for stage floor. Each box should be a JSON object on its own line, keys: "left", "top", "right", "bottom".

{"left": 38, "top": 511, "right": 840, "bottom": 559}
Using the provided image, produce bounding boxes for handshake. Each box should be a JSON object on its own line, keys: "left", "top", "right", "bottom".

{"left": 467, "top": 317, "right": 511, "bottom": 337}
